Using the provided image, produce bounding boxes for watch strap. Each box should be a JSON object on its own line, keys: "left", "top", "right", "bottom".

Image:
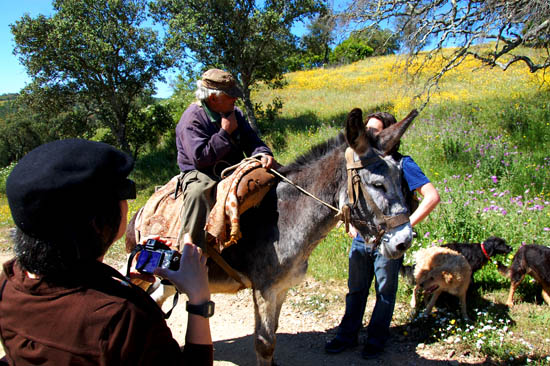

{"left": 186, "top": 300, "right": 215, "bottom": 318}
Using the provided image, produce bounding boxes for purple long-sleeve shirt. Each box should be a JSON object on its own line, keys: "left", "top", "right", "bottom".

{"left": 176, "top": 103, "right": 272, "bottom": 176}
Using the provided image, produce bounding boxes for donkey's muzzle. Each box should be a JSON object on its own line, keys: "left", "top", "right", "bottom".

{"left": 379, "top": 222, "right": 413, "bottom": 259}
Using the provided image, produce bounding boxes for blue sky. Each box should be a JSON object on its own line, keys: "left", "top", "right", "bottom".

{"left": 1, "top": 1, "right": 54, "bottom": 97}
{"left": 1, "top": 1, "right": 350, "bottom": 99}
{"left": 0, "top": 1, "right": 180, "bottom": 98}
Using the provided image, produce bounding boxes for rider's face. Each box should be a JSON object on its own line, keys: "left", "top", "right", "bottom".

{"left": 207, "top": 93, "right": 238, "bottom": 114}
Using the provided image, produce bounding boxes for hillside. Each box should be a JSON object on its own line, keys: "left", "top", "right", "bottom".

{"left": 0, "top": 52, "right": 549, "bottom": 364}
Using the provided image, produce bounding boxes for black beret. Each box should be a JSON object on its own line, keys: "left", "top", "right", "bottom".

{"left": 6, "top": 139, "right": 135, "bottom": 240}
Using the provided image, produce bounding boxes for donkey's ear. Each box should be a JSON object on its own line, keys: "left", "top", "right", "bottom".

{"left": 345, "top": 108, "right": 370, "bottom": 154}
{"left": 377, "top": 109, "right": 419, "bottom": 155}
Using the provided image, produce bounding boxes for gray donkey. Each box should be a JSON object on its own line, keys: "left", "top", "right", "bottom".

{"left": 125, "top": 107, "right": 419, "bottom": 365}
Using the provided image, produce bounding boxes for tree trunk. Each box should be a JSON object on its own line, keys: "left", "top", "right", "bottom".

{"left": 241, "top": 80, "right": 260, "bottom": 136}
{"left": 241, "top": 86, "right": 260, "bottom": 135}
{"left": 114, "top": 115, "right": 130, "bottom": 154}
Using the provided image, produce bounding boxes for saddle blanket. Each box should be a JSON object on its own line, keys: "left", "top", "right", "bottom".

{"left": 134, "top": 162, "right": 276, "bottom": 252}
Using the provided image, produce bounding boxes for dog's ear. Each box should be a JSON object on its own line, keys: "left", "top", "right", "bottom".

{"left": 442, "top": 271, "right": 454, "bottom": 284}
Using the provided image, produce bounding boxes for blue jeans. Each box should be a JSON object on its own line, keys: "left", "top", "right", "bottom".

{"left": 335, "top": 235, "right": 403, "bottom": 349}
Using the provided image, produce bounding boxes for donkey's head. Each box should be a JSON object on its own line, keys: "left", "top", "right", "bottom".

{"left": 343, "top": 108, "right": 418, "bottom": 259}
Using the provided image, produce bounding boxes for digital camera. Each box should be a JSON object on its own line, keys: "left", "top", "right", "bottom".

{"left": 135, "top": 239, "right": 181, "bottom": 275}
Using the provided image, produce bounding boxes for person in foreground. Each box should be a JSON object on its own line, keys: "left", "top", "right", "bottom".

{"left": 176, "top": 68, "right": 277, "bottom": 250}
{"left": 325, "top": 112, "right": 440, "bottom": 359}
{"left": 0, "top": 139, "right": 213, "bottom": 366}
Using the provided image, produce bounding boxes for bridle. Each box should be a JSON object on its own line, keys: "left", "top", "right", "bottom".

{"left": 341, "top": 147, "right": 410, "bottom": 246}
{"left": 265, "top": 148, "right": 410, "bottom": 246}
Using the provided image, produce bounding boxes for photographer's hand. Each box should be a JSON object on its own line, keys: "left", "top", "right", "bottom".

{"left": 155, "top": 242, "right": 212, "bottom": 346}
{"left": 154, "top": 242, "right": 210, "bottom": 304}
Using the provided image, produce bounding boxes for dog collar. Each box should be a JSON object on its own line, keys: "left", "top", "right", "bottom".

{"left": 480, "top": 242, "right": 491, "bottom": 260}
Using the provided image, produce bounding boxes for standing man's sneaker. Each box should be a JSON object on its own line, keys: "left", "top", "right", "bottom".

{"left": 324, "top": 338, "right": 358, "bottom": 354}
{"left": 361, "top": 343, "right": 383, "bottom": 359}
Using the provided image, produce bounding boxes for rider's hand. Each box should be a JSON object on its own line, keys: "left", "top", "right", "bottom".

{"left": 154, "top": 242, "right": 211, "bottom": 304}
{"left": 260, "top": 155, "right": 275, "bottom": 170}
{"left": 221, "top": 111, "right": 238, "bottom": 134}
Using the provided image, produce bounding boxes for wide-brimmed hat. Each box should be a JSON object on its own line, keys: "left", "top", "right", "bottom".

{"left": 6, "top": 138, "right": 135, "bottom": 241}
{"left": 201, "top": 68, "right": 244, "bottom": 98}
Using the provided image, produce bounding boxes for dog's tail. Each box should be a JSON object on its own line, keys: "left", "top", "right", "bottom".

{"left": 496, "top": 261, "right": 510, "bottom": 278}
{"left": 400, "top": 264, "right": 416, "bottom": 285}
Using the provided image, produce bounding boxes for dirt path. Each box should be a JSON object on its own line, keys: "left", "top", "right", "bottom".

{"left": 0, "top": 254, "right": 486, "bottom": 365}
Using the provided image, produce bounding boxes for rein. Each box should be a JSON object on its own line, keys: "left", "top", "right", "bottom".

{"left": 189, "top": 150, "right": 409, "bottom": 287}
{"left": 245, "top": 149, "right": 409, "bottom": 247}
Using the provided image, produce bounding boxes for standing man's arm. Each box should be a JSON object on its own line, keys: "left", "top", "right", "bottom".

{"left": 409, "top": 182, "right": 440, "bottom": 227}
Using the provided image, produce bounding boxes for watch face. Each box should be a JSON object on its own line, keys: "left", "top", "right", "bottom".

{"left": 206, "top": 301, "right": 215, "bottom": 317}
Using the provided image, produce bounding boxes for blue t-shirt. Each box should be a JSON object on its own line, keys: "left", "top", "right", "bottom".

{"left": 402, "top": 155, "right": 430, "bottom": 192}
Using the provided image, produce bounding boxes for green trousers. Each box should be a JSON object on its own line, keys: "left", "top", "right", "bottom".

{"left": 179, "top": 170, "right": 218, "bottom": 250}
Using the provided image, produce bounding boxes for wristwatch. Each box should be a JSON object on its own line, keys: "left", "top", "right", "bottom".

{"left": 186, "top": 300, "right": 215, "bottom": 318}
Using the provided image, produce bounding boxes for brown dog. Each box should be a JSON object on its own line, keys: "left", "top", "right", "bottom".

{"left": 497, "top": 244, "right": 550, "bottom": 306}
{"left": 411, "top": 246, "right": 472, "bottom": 319}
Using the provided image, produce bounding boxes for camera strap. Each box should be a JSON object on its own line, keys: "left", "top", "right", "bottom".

{"left": 126, "top": 245, "right": 180, "bottom": 319}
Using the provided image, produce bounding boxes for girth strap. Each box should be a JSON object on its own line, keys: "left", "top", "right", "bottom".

{"left": 206, "top": 242, "right": 248, "bottom": 290}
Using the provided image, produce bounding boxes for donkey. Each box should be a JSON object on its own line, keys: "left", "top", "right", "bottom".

{"left": 125, "top": 107, "right": 419, "bottom": 365}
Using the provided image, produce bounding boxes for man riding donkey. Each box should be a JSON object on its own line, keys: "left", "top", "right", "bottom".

{"left": 176, "top": 68, "right": 280, "bottom": 252}
{"left": 130, "top": 68, "right": 280, "bottom": 312}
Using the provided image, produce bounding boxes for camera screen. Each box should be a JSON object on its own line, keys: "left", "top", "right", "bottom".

{"left": 136, "top": 250, "right": 163, "bottom": 274}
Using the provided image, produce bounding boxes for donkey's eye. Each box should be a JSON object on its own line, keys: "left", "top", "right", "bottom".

{"left": 373, "top": 183, "right": 386, "bottom": 191}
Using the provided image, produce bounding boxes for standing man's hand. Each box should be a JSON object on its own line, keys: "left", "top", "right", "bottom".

{"left": 221, "top": 111, "right": 238, "bottom": 134}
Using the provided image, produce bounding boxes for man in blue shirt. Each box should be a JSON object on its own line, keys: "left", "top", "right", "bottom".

{"left": 325, "top": 112, "right": 440, "bottom": 359}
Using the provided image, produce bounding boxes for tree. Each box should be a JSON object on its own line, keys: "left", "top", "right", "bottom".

{"left": 150, "top": 0, "right": 325, "bottom": 132}
{"left": 351, "top": 26, "right": 400, "bottom": 56}
{"left": 300, "top": 12, "right": 337, "bottom": 66}
{"left": 329, "top": 37, "right": 373, "bottom": 64}
{"left": 11, "top": 0, "right": 174, "bottom": 154}
{"left": 344, "top": 0, "right": 550, "bottom": 100}
{"left": 0, "top": 105, "right": 52, "bottom": 166}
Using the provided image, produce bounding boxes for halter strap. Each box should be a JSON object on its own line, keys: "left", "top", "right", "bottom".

{"left": 344, "top": 148, "right": 410, "bottom": 244}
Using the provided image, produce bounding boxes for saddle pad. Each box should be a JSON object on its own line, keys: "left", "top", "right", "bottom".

{"left": 205, "top": 161, "right": 276, "bottom": 252}
{"left": 134, "top": 175, "right": 182, "bottom": 245}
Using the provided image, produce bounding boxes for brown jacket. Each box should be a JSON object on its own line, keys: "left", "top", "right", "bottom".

{"left": 0, "top": 259, "right": 212, "bottom": 366}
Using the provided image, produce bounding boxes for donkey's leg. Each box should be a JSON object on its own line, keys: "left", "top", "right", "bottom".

{"left": 150, "top": 283, "right": 177, "bottom": 307}
{"left": 252, "top": 287, "right": 287, "bottom": 366}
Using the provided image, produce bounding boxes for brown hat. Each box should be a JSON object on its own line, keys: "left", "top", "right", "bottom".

{"left": 201, "top": 69, "right": 244, "bottom": 98}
